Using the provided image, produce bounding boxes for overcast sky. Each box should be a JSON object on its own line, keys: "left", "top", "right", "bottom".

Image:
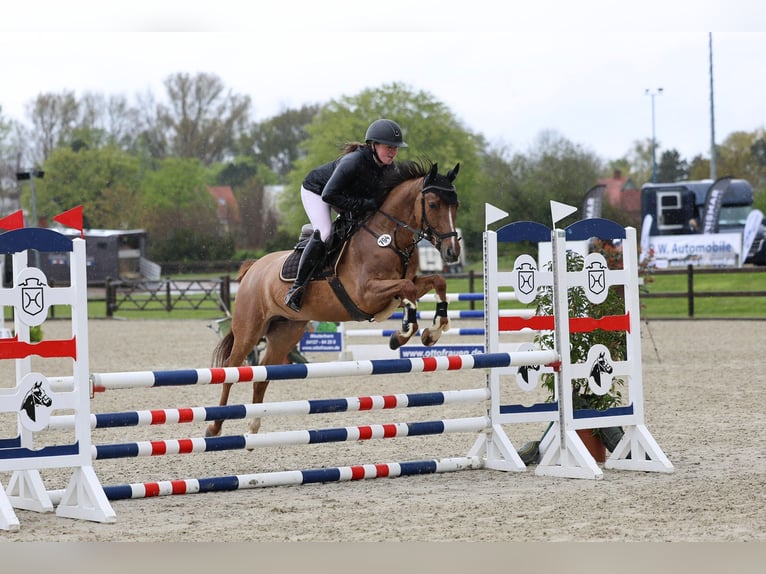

{"left": 2, "top": 1, "right": 765, "bottom": 164}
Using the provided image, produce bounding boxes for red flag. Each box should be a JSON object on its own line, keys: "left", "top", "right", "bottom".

{"left": 53, "top": 206, "right": 84, "bottom": 238}
{"left": 0, "top": 210, "right": 24, "bottom": 231}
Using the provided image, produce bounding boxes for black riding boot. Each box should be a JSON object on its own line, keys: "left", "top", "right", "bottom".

{"left": 284, "top": 231, "right": 326, "bottom": 312}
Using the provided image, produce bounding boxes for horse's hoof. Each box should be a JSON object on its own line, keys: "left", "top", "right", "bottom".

{"left": 421, "top": 328, "right": 439, "bottom": 346}
{"left": 205, "top": 424, "right": 220, "bottom": 438}
{"left": 389, "top": 333, "right": 402, "bottom": 350}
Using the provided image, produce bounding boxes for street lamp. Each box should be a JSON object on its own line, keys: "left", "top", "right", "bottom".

{"left": 644, "top": 88, "right": 663, "bottom": 183}
{"left": 15, "top": 169, "right": 44, "bottom": 227}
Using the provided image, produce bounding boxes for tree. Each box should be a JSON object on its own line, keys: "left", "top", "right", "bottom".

{"left": 716, "top": 130, "right": 766, "bottom": 191}
{"left": 280, "top": 83, "right": 483, "bottom": 248}
{"left": 502, "top": 130, "right": 604, "bottom": 225}
{"left": 239, "top": 105, "right": 320, "bottom": 181}
{"left": 624, "top": 138, "right": 654, "bottom": 186}
{"left": 0, "top": 105, "right": 13, "bottom": 191}
{"left": 656, "top": 149, "right": 689, "bottom": 183}
{"left": 140, "top": 73, "right": 251, "bottom": 166}
{"left": 26, "top": 91, "right": 79, "bottom": 162}
{"left": 32, "top": 145, "right": 142, "bottom": 228}
{"left": 234, "top": 175, "right": 281, "bottom": 252}
{"left": 138, "top": 157, "right": 232, "bottom": 261}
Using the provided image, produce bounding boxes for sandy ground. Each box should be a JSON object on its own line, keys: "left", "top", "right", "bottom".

{"left": 1, "top": 317, "right": 765, "bottom": 543}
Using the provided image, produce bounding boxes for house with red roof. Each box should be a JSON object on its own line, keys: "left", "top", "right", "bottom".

{"left": 207, "top": 186, "right": 241, "bottom": 232}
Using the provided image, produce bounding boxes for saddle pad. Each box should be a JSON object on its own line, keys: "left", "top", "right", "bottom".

{"left": 278, "top": 240, "right": 349, "bottom": 283}
{"left": 279, "top": 250, "right": 301, "bottom": 281}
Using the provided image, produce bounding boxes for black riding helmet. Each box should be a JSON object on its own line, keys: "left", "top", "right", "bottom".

{"left": 365, "top": 119, "right": 409, "bottom": 148}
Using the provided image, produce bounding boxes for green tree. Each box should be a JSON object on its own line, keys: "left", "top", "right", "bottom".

{"left": 625, "top": 138, "right": 654, "bottom": 186}
{"left": 239, "top": 105, "right": 320, "bottom": 181}
{"left": 280, "top": 83, "right": 483, "bottom": 248}
{"left": 716, "top": 130, "right": 766, "bottom": 191}
{"left": 656, "top": 149, "right": 689, "bottom": 183}
{"left": 32, "top": 145, "right": 142, "bottom": 228}
{"left": 687, "top": 154, "right": 710, "bottom": 180}
{"left": 502, "top": 130, "right": 603, "bottom": 225}
{"left": 138, "top": 157, "right": 232, "bottom": 261}
{"left": 234, "top": 175, "right": 281, "bottom": 252}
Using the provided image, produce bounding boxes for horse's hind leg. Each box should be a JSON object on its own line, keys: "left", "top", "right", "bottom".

{"left": 206, "top": 327, "right": 264, "bottom": 437}
{"left": 421, "top": 296, "right": 450, "bottom": 345}
{"left": 247, "top": 320, "right": 308, "bottom": 434}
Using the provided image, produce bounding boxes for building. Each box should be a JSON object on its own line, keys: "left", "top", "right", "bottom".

{"left": 598, "top": 169, "right": 640, "bottom": 218}
{"left": 207, "top": 186, "right": 241, "bottom": 232}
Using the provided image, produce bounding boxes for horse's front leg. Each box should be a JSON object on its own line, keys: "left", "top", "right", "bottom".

{"left": 414, "top": 274, "right": 451, "bottom": 346}
{"left": 389, "top": 297, "right": 419, "bottom": 350}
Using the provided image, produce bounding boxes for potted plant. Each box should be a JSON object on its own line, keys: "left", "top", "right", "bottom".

{"left": 519, "top": 243, "right": 627, "bottom": 464}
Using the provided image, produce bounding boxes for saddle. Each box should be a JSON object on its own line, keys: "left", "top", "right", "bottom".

{"left": 279, "top": 215, "right": 358, "bottom": 282}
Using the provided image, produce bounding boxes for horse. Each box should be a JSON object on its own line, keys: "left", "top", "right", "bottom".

{"left": 207, "top": 160, "right": 461, "bottom": 437}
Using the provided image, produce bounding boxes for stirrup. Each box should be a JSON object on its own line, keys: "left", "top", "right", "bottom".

{"left": 284, "top": 286, "right": 304, "bottom": 311}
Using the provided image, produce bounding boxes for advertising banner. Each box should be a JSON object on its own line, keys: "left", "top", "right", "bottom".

{"left": 299, "top": 331, "right": 342, "bottom": 352}
{"left": 701, "top": 176, "right": 733, "bottom": 234}
{"left": 580, "top": 184, "right": 605, "bottom": 220}
{"left": 647, "top": 232, "right": 742, "bottom": 267}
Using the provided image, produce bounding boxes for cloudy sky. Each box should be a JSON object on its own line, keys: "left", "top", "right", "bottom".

{"left": 2, "top": 1, "right": 765, "bottom": 163}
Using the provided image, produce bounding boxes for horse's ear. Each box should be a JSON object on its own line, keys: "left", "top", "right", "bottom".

{"left": 428, "top": 162, "right": 439, "bottom": 181}
{"left": 447, "top": 163, "right": 460, "bottom": 182}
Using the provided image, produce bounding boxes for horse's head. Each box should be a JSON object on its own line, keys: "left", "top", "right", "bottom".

{"left": 420, "top": 162, "right": 461, "bottom": 264}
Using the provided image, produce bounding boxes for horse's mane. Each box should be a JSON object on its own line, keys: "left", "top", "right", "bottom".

{"left": 382, "top": 160, "right": 434, "bottom": 193}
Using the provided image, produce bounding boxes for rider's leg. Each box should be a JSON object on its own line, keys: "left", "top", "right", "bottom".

{"left": 285, "top": 230, "right": 327, "bottom": 311}
{"left": 285, "top": 188, "right": 332, "bottom": 312}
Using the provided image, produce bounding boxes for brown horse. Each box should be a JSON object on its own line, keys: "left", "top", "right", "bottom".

{"left": 207, "top": 160, "right": 461, "bottom": 437}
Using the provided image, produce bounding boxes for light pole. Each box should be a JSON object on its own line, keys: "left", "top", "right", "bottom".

{"left": 15, "top": 169, "right": 44, "bottom": 267}
{"left": 645, "top": 87, "right": 663, "bottom": 183}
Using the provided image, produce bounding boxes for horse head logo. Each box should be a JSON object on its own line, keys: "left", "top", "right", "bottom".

{"left": 588, "top": 350, "right": 614, "bottom": 394}
{"left": 21, "top": 380, "right": 52, "bottom": 423}
{"left": 518, "top": 363, "right": 541, "bottom": 384}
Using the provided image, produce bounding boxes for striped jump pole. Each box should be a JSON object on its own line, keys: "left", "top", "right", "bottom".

{"left": 91, "top": 416, "right": 490, "bottom": 459}
{"left": 343, "top": 327, "right": 486, "bottom": 338}
{"left": 46, "top": 456, "right": 483, "bottom": 502}
{"left": 46, "top": 388, "right": 490, "bottom": 430}
{"left": 83, "top": 350, "right": 558, "bottom": 391}
{"left": 387, "top": 309, "right": 534, "bottom": 320}
{"left": 418, "top": 292, "right": 517, "bottom": 303}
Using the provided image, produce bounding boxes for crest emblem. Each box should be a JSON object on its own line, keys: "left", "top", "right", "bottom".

{"left": 582, "top": 253, "right": 609, "bottom": 304}
{"left": 512, "top": 255, "right": 539, "bottom": 304}
{"left": 16, "top": 267, "right": 50, "bottom": 326}
{"left": 587, "top": 260, "right": 606, "bottom": 295}
{"left": 21, "top": 276, "right": 46, "bottom": 316}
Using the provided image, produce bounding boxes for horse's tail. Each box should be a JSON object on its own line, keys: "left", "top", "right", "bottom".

{"left": 212, "top": 331, "right": 235, "bottom": 367}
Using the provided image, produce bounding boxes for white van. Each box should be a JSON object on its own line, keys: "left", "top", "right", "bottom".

{"left": 417, "top": 229, "right": 465, "bottom": 273}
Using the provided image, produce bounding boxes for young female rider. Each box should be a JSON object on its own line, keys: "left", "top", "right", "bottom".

{"left": 284, "top": 118, "right": 408, "bottom": 311}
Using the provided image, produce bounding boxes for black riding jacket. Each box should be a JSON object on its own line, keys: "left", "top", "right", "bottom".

{"left": 302, "top": 146, "right": 395, "bottom": 216}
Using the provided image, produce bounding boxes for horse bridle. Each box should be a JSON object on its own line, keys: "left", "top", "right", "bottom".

{"left": 362, "top": 182, "right": 459, "bottom": 274}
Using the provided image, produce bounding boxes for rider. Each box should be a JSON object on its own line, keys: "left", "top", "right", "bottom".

{"left": 284, "top": 118, "right": 409, "bottom": 312}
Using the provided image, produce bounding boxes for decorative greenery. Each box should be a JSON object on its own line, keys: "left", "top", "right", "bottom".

{"left": 533, "top": 245, "right": 625, "bottom": 412}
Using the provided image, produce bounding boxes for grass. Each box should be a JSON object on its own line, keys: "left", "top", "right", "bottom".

{"left": 8, "top": 264, "right": 762, "bottom": 323}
